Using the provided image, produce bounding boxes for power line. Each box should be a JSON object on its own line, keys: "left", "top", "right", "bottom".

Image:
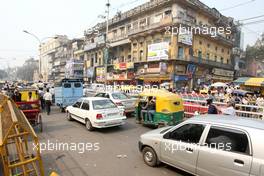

{"left": 239, "top": 14, "right": 264, "bottom": 22}
{"left": 219, "top": 0, "right": 256, "bottom": 11}
{"left": 243, "top": 19, "right": 264, "bottom": 26}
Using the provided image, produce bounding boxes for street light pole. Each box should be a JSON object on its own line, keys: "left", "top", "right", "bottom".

{"left": 23, "top": 30, "right": 57, "bottom": 82}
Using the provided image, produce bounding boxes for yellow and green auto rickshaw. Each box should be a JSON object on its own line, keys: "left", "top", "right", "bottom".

{"left": 135, "top": 89, "right": 184, "bottom": 127}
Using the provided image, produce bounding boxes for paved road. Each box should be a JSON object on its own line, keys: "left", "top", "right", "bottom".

{"left": 38, "top": 107, "right": 189, "bottom": 176}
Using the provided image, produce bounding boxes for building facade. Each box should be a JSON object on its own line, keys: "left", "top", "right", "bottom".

{"left": 39, "top": 35, "right": 69, "bottom": 82}
{"left": 83, "top": 0, "right": 239, "bottom": 88}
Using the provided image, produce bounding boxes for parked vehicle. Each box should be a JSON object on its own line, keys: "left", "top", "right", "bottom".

{"left": 135, "top": 90, "right": 184, "bottom": 127}
{"left": 55, "top": 79, "right": 83, "bottom": 112}
{"left": 94, "top": 91, "right": 137, "bottom": 115}
{"left": 139, "top": 115, "right": 264, "bottom": 176}
{"left": 83, "top": 83, "right": 105, "bottom": 97}
{"left": 14, "top": 88, "right": 43, "bottom": 132}
{"left": 66, "top": 97, "right": 126, "bottom": 131}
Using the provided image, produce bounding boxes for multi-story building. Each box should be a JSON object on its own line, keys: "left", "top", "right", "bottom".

{"left": 84, "top": 0, "right": 239, "bottom": 88}
{"left": 39, "top": 35, "right": 69, "bottom": 82}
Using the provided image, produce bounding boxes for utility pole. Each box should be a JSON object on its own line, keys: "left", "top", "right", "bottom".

{"left": 104, "top": 0, "right": 110, "bottom": 84}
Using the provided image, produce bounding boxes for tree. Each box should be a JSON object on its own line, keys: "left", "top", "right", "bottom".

{"left": 16, "top": 58, "right": 38, "bottom": 81}
{"left": 246, "top": 33, "right": 264, "bottom": 60}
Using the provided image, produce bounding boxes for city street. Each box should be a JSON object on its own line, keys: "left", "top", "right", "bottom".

{"left": 39, "top": 107, "right": 188, "bottom": 176}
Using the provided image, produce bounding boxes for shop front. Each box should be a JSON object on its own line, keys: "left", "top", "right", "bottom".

{"left": 136, "top": 62, "right": 171, "bottom": 85}
{"left": 211, "top": 68, "right": 234, "bottom": 83}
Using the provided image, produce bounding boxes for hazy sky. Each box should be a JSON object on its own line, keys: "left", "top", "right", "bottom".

{"left": 0, "top": 0, "right": 263, "bottom": 68}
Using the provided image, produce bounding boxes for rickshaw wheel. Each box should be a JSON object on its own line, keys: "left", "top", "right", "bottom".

{"left": 38, "top": 114, "right": 43, "bottom": 132}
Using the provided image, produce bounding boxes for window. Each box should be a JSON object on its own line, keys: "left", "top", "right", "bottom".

{"left": 220, "top": 57, "right": 224, "bottom": 63}
{"left": 206, "top": 53, "right": 210, "bottom": 60}
{"left": 221, "top": 48, "right": 225, "bottom": 53}
{"left": 73, "top": 101, "right": 82, "bottom": 108}
{"left": 112, "top": 92, "right": 128, "bottom": 100}
{"left": 164, "top": 10, "right": 172, "bottom": 16}
{"left": 207, "top": 43, "right": 210, "bottom": 48}
{"left": 93, "top": 99, "right": 117, "bottom": 110}
{"left": 139, "top": 50, "right": 144, "bottom": 61}
{"left": 169, "top": 124, "right": 205, "bottom": 144}
{"left": 95, "top": 93, "right": 105, "bottom": 97}
{"left": 205, "top": 127, "right": 249, "bottom": 155}
{"left": 178, "top": 47, "right": 184, "bottom": 58}
{"left": 199, "top": 41, "right": 202, "bottom": 45}
{"left": 215, "top": 46, "right": 218, "bottom": 51}
{"left": 81, "top": 101, "right": 90, "bottom": 110}
{"left": 74, "top": 83, "right": 81, "bottom": 88}
{"left": 214, "top": 55, "right": 217, "bottom": 61}
{"left": 64, "top": 83, "right": 71, "bottom": 88}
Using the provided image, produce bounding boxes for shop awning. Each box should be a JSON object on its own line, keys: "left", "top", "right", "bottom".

{"left": 233, "top": 77, "right": 250, "bottom": 85}
{"left": 244, "top": 78, "right": 264, "bottom": 87}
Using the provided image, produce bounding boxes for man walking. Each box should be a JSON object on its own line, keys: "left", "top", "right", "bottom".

{"left": 43, "top": 89, "right": 52, "bottom": 115}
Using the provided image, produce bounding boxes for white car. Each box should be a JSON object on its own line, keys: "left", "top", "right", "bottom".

{"left": 95, "top": 91, "right": 137, "bottom": 115}
{"left": 66, "top": 97, "right": 126, "bottom": 131}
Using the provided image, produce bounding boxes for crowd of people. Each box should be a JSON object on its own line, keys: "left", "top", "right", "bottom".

{"left": 0, "top": 81, "right": 54, "bottom": 115}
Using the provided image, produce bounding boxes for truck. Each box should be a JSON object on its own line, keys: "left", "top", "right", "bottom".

{"left": 54, "top": 78, "right": 83, "bottom": 112}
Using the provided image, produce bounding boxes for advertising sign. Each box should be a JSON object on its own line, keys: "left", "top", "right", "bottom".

{"left": 114, "top": 62, "right": 134, "bottom": 70}
{"left": 147, "top": 42, "right": 169, "bottom": 61}
{"left": 178, "top": 29, "right": 193, "bottom": 46}
{"left": 87, "top": 67, "right": 94, "bottom": 78}
{"left": 96, "top": 67, "right": 105, "bottom": 82}
{"left": 186, "top": 64, "right": 197, "bottom": 79}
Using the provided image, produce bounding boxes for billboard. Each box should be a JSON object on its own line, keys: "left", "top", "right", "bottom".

{"left": 147, "top": 42, "right": 169, "bottom": 61}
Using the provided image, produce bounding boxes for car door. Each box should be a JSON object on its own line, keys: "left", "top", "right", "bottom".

{"left": 160, "top": 123, "right": 207, "bottom": 174}
{"left": 70, "top": 100, "right": 83, "bottom": 121}
{"left": 79, "top": 100, "right": 90, "bottom": 123}
{"left": 196, "top": 126, "right": 252, "bottom": 176}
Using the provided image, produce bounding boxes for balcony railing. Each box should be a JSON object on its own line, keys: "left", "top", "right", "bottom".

{"left": 176, "top": 56, "right": 233, "bottom": 70}
{"left": 128, "top": 17, "right": 173, "bottom": 36}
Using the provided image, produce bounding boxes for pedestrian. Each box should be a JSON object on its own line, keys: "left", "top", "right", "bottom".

{"left": 38, "top": 88, "right": 45, "bottom": 110}
{"left": 222, "top": 101, "right": 236, "bottom": 116}
{"left": 43, "top": 89, "right": 52, "bottom": 115}
{"left": 207, "top": 98, "right": 218, "bottom": 114}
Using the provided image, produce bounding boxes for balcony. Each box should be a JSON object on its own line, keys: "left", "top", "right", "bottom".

{"left": 176, "top": 56, "right": 233, "bottom": 70}
{"left": 127, "top": 17, "right": 173, "bottom": 36}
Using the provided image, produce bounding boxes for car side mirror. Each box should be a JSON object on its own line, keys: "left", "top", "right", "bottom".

{"left": 163, "top": 131, "right": 171, "bottom": 139}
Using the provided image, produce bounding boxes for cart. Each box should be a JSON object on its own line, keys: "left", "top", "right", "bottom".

{"left": 14, "top": 88, "right": 43, "bottom": 132}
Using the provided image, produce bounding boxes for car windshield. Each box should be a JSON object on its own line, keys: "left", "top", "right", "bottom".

{"left": 93, "top": 99, "right": 117, "bottom": 110}
{"left": 112, "top": 92, "right": 129, "bottom": 100}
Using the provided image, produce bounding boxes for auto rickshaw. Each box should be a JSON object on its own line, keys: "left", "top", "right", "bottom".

{"left": 135, "top": 89, "right": 184, "bottom": 127}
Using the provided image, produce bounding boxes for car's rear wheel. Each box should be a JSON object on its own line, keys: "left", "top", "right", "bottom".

{"left": 142, "top": 147, "right": 159, "bottom": 167}
{"left": 66, "top": 112, "right": 73, "bottom": 121}
{"left": 86, "top": 119, "right": 94, "bottom": 131}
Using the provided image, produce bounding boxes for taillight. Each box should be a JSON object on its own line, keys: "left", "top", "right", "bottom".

{"left": 115, "top": 102, "right": 123, "bottom": 106}
{"left": 96, "top": 114, "right": 103, "bottom": 119}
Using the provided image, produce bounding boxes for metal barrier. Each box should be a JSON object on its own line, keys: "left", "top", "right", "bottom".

{"left": 182, "top": 98, "right": 264, "bottom": 119}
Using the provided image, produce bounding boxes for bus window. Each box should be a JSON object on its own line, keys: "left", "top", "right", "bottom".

{"left": 74, "top": 83, "right": 82, "bottom": 88}
{"left": 64, "top": 83, "right": 71, "bottom": 88}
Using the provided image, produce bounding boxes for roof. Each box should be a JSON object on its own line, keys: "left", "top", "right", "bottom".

{"left": 139, "top": 90, "right": 181, "bottom": 99}
{"left": 189, "top": 115, "right": 264, "bottom": 130}
{"left": 233, "top": 77, "right": 250, "bottom": 84}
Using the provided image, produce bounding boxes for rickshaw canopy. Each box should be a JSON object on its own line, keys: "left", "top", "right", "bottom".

{"left": 139, "top": 90, "right": 184, "bottom": 113}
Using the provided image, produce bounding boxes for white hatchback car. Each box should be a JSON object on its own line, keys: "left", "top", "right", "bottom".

{"left": 66, "top": 97, "right": 126, "bottom": 131}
